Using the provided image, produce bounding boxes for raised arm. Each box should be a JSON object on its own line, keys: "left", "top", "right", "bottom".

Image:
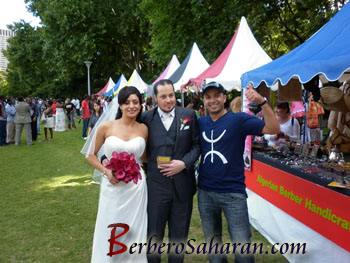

{"left": 245, "top": 85, "right": 280, "bottom": 135}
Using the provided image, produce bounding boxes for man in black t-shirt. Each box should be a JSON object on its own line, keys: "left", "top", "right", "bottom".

{"left": 64, "top": 98, "right": 76, "bottom": 129}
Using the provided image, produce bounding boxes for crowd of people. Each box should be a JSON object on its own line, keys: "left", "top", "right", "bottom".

{"left": 0, "top": 95, "right": 85, "bottom": 146}
{"left": 0, "top": 93, "right": 138, "bottom": 145}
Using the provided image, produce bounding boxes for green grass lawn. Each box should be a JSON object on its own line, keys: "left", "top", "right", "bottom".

{"left": 0, "top": 119, "right": 287, "bottom": 263}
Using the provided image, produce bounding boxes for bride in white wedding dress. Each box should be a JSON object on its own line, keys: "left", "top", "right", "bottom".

{"left": 83, "top": 86, "right": 148, "bottom": 263}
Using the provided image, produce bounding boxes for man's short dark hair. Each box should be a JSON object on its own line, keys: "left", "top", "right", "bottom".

{"left": 153, "top": 79, "right": 175, "bottom": 96}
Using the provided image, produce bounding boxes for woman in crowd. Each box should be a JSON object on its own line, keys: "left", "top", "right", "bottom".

{"left": 43, "top": 101, "right": 55, "bottom": 141}
{"left": 87, "top": 101, "right": 103, "bottom": 136}
{"left": 264, "top": 101, "right": 300, "bottom": 146}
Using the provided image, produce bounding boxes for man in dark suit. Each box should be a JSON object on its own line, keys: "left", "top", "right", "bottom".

{"left": 141, "top": 79, "right": 200, "bottom": 263}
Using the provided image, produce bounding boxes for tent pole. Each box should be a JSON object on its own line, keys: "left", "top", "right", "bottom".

{"left": 181, "top": 90, "right": 185, "bottom": 107}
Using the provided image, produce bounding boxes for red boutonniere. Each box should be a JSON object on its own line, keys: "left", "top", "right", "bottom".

{"left": 106, "top": 152, "right": 142, "bottom": 184}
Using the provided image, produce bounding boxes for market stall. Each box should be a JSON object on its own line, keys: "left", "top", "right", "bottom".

{"left": 241, "top": 3, "right": 350, "bottom": 262}
{"left": 124, "top": 69, "right": 150, "bottom": 94}
{"left": 246, "top": 151, "right": 350, "bottom": 263}
{"left": 96, "top": 77, "right": 115, "bottom": 96}
{"left": 102, "top": 74, "right": 127, "bottom": 96}
{"left": 152, "top": 54, "right": 180, "bottom": 85}
{"left": 168, "top": 42, "right": 210, "bottom": 91}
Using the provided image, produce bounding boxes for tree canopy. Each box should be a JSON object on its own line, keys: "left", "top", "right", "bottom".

{"left": 0, "top": 0, "right": 346, "bottom": 97}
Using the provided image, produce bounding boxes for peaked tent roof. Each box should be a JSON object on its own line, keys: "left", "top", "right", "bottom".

{"left": 184, "top": 17, "right": 271, "bottom": 91}
{"left": 101, "top": 74, "right": 127, "bottom": 96}
{"left": 241, "top": 3, "right": 350, "bottom": 88}
{"left": 96, "top": 77, "right": 115, "bottom": 95}
{"left": 169, "top": 43, "right": 210, "bottom": 91}
{"left": 125, "top": 69, "right": 150, "bottom": 93}
{"left": 152, "top": 55, "right": 180, "bottom": 85}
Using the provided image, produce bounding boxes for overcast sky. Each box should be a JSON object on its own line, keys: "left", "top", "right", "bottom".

{"left": 0, "top": 0, "right": 41, "bottom": 29}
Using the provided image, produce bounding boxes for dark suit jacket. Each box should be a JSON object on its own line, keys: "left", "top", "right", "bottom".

{"left": 141, "top": 106, "right": 200, "bottom": 201}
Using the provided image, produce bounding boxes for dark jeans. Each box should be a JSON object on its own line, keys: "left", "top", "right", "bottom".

{"left": 198, "top": 189, "right": 254, "bottom": 263}
{"left": 31, "top": 117, "right": 37, "bottom": 141}
{"left": 0, "top": 120, "right": 7, "bottom": 145}
{"left": 67, "top": 112, "right": 75, "bottom": 127}
{"left": 82, "top": 118, "right": 90, "bottom": 137}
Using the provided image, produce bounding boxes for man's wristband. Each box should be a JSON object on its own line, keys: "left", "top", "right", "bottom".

{"left": 258, "top": 97, "right": 268, "bottom": 107}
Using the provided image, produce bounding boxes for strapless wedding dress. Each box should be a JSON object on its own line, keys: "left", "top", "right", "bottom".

{"left": 91, "top": 136, "right": 148, "bottom": 263}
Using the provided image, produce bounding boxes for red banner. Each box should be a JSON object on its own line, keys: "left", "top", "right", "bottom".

{"left": 245, "top": 159, "right": 350, "bottom": 252}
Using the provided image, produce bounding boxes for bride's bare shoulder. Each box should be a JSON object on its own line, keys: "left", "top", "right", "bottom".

{"left": 97, "top": 120, "right": 118, "bottom": 133}
{"left": 137, "top": 122, "right": 148, "bottom": 137}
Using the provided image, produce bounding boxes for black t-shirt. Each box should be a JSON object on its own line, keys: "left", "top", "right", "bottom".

{"left": 64, "top": 103, "right": 75, "bottom": 114}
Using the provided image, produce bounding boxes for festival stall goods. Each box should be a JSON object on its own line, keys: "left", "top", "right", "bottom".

{"left": 96, "top": 77, "right": 115, "bottom": 96}
{"left": 184, "top": 16, "right": 271, "bottom": 91}
{"left": 240, "top": 4, "right": 350, "bottom": 262}
{"left": 168, "top": 43, "right": 210, "bottom": 92}
{"left": 246, "top": 153, "right": 350, "bottom": 263}
{"left": 102, "top": 74, "right": 127, "bottom": 96}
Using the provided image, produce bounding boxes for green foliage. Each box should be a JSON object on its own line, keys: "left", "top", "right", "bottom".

{"left": 3, "top": 0, "right": 346, "bottom": 97}
{"left": 0, "top": 71, "right": 9, "bottom": 95}
{"left": 140, "top": 0, "right": 339, "bottom": 62}
{"left": 243, "top": 0, "right": 336, "bottom": 58}
{"left": 5, "top": 22, "right": 51, "bottom": 97}
{"left": 140, "top": 0, "right": 241, "bottom": 65}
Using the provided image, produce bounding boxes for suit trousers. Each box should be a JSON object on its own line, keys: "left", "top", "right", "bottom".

{"left": 0, "top": 120, "right": 6, "bottom": 145}
{"left": 15, "top": 123, "right": 32, "bottom": 145}
{"left": 6, "top": 121, "right": 15, "bottom": 143}
{"left": 31, "top": 118, "right": 37, "bottom": 141}
{"left": 147, "top": 177, "right": 193, "bottom": 263}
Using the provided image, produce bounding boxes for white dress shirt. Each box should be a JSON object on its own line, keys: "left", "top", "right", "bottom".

{"left": 158, "top": 107, "right": 175, "bottom": 131}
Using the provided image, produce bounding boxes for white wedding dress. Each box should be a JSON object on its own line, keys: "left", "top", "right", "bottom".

{"left": 91, "top": 136, "right": 148, "bottom": 263}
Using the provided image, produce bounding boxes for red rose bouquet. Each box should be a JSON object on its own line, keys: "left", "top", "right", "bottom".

{"left": 106, "top": 151, "right": 142, "bottom": 184}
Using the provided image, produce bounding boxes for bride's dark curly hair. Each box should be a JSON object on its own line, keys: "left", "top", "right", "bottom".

{"left": 116, "top": 86, "right": 143, "bottom": 121}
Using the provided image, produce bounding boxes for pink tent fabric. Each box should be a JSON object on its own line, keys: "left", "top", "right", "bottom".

{"left": 182, "top": 17, "right": 271, "bottom": 91}
{"left": 96, "top": 77, "right": 115, "bottom": 95}
{"left": 152, "top": 55, "right": 180, "bottom": 85}
{"left": 185, "top": 30, "right": 238, "bottom": 89}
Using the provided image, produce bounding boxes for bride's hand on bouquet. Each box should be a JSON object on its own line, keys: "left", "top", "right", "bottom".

{"left": 104, "top": 169, "right": 119, "bottom": 184}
